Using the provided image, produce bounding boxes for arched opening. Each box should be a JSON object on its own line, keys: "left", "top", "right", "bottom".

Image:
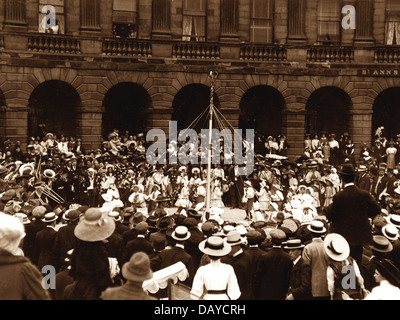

{"left": 239, "top": 85, "right": 285, "bottom": 137}
{"left": 172, "top": 84, "right": 220, "bottom": 131}
{"left": 28, "top": 80, "right": 80, "bottom": 139}
{"left": 102, "top": 82, "right": 152, "bottom": 139}
{"left": 306, "top": 86, "right": 352, "bottom": 137}
{"left": 372, "top": 87, "right": 400, "bottom": 141}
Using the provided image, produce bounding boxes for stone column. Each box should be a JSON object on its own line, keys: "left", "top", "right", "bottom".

{"left": 282, "top": 108, "right": 306, "bottom": 161}
{"left": 77, "top": 105, "right": 103, "bottom": 152}
{"left": 5, "top": 106, "right": 29, "bottom": 151}
{"left": 349, "top": 108, "right": 373, "bottom": 157}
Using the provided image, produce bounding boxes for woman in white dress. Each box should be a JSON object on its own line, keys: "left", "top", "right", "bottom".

{"left": 191, "top": 236, "right": 241, "bottom": 300}
{"left": 210, "top": 178, "right": 224, "bottom": 208}
{"left": 386, "top": 141, "right": 397, "bottom": 170}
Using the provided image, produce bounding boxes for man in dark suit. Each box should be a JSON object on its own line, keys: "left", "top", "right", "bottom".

{"left": 34, "top": 212, "right": 58, "bottom": 271}
{"left": 228, "top": 162, "right": 244, "bottom": 209}
{"left": 371, "top": 164, "right": 389, "bottom": 200}
{"left": 242, "top": 230, "right": 266, "bottom": 298}
{"left": 124, "top": 222, "right": 153, "bottom": 263}
{"left": 150, "top": 226, "right": 194, "bottom": 284}
{"left": 325, "top": 163, "right": 381, "bottom": 264}
{"left": 23, "top": 206, "right": 46, "bottom": 263}
{"left": 221, "top": 231, "right": 254, "bottom": 300}
{"left": 284, "top": 239, "right": 312, "bottom": 300}
{"left": 53, "top": 209, "right": 80, "bottom": 271}
{"left": 355, "top": 165, "right": 372, "bottom": 193}
{"left": 254, "top": 229, "right": 292, "bottom": 300}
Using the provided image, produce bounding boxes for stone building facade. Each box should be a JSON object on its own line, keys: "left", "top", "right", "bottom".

{"left": 0, "top": 0, "right": 400, "bottom": 161}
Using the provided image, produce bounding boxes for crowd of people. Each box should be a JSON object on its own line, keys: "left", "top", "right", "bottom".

{"left": 0, "top": 127, "right": 400, "bottom": 300}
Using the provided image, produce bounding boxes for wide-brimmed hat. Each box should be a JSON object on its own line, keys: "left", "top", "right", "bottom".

{"left": 42, "top": 212, "right": 58, "bottom": 223}
{"left": 199, "top": 236, "right": 232, "bottom": 257}
{"left": 187, "top": 209, "right": 202, "bottom": 220}
{"left": 338, "top": 163, "right": 356, "bottom": 176}
{"left": 122, "top": 252, "right": 153, "bottom": 282}
{"left": 191, "top": 167, "right": 200, "bottom": 174}
{"left": 102, "top": 193, "right": 113, "bottom": 202}
{"left": 130, "top": 211, "right": 145, "bottom": 226}
{"left": 307, "top": 220, "right": 327, "bottom": 234}
{"left": 371, "top": 258, "right": 400, "bottom": 288}
{"left": 371, "top": 235, "right": 393, "bottom": 253}
{"left": 1, "top": 189, "right": 16, "bottom": 202}
{"left": 156, "top": 216, "right": 174, "bottom": 231}
{"left": 324, "top": 233, "right": 350, "bottom": 261}
{"left": 171, "top": 226, "right": 191, "bottom": 241}
{"left": 74, "top": 208, "right": 115, "bottom": 242}
{"left": 382, "top": 224, "right": 399, "bottom": 241}
{"left": 283, "top": 239, "right": 304, "bottom": 250}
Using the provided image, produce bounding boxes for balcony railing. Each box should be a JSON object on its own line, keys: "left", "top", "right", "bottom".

{"left": 374, "top": 46, "right": 400, "bottom": 63}
{"left": 27, "top": 34, "right": 81, "bottom": 54}
{"left": 172, "top": 43, "right": 220, "bottom": 59}
{"left": 239, "top": 45, "right": 287, "bottom": 61}
{"left": 102, "top": 39, "right": 152, "bottom": 57}
{"left": 307, "top": 46, "right": 354, "bottom": 62}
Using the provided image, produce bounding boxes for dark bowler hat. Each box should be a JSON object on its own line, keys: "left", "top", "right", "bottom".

{"left": 338, "top": 163, "right": 356, "bottom": 176}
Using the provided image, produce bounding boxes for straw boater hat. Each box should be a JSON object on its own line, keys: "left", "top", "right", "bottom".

{"left": 307, "top": 220, "right": 327, "bottom": 234}
{"left": 74, "top": 208, "right": 115, "bottom": 242}
{"left": 387, "top": 215, "right": 400, "bottom": 229}
{"left": 382, "top": 224, "right": 399, "bottom": 241}
{"left": 283, "top": 239, "right": 305, "bottom": 250}
{"left": 108, "top": 211, "right": 122, "bottom": 222}
{"left": 370, "top": 235, "right": 393, "bottom": 253}
{"left": 13, "top": 213, "right": 30, "bottom": 225}
{"left": 199, "top": 236, "right": 232, "bottom": 257}
{"left": 323, "top": 233, "right": 350, "bottom": 262}
{"left": 171, "top": 226, "right": 191, "bottom": 241}
{"left": 42, "top": 212, "right": 58, "bottom": 223}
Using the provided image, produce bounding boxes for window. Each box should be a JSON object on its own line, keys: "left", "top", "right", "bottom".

{"left": 182, "top": 0, "right": 206, "bottom": 41}
{"left": 5, "top": 0, "right": 26, "bottom": 24}
{"left": 113, "top": 0, "right": 137, "bottom": 38}
{"left": 355, "top": 0, "right": 373, "bottom": 41}
{"left": 81, "top": 0, "right": 100, "bottom": 29}
{"left": 38, "top": 0, "right": 65, "bottom": 34}
{"left": 287, "top": 0, "right": 306, "bottom": 40}
{"left": 250, "top": 0, "right": 273, "bottom": 43}
{"left": 386, "top": 0, "right": 400, "bottom": 45}
{"left": 317, "top": 0, "right": 341, "bottom": 43}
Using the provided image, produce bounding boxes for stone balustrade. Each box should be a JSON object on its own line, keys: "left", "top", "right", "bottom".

{"left": 172, "top": 43, "right": 220, "bottom": 59}
{"left": 28, "top": 35, "right": 81, "bottom": 54}
{"left": 307, "top": 46, "right": 354, "bottom": 62}
{"left": 102, "top": 39, "right": 152, "bottom": 57}
{"left": 239, "top": 45, "right": 287, "bottom": 61}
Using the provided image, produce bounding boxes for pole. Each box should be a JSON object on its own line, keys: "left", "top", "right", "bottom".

{"left": 205, "top": 71, "right": 218, "bottom": 220}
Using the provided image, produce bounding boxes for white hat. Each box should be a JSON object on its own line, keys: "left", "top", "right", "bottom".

{"left": 171, "top": 226, "right": 191, "bottom": 241}
{"left": 382, "top": 224, "right": 399, "bottom": 241}
{"left": 102, "top": 193, "right": 113, "bottom": 202}
{"left": 324, "top": 233, "right": 350, "bottom": 262}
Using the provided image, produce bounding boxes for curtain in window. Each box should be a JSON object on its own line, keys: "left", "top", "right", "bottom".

{"left": 193, "top": 16, "right": 205, "bottom": 41}
{"left": 182, "top": 15, "right": 193, "bottom": 41}
{"left": 387, "top": 21, "right": 396, "bottom": 45}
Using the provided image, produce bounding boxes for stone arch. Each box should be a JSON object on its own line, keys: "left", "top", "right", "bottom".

{"left": 102, "top": 82, "right": 153, "bottom": 139}
{"left": 28, "top": 80, "right": 82, "bottom": 139}
{"left": 305, "top": 86, "right": 353, "bottom": 138}
{"left": 372, "top": 87, "right": 400, "bottom": 141}
{"left": 239, "top": 85, "right": 286, "bottom": 139}
{"left": 171, "top": 83, "right": 220, "bottom": 131}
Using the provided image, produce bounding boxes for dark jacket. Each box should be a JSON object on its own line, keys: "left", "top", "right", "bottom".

{"left": 22, "top": 219, "right": 46, "bottom": 263}
{"left": 53, "top": 222, "right": 79, "bottom": 270}
{"left": 325, "top": 185, "right": 381, "bottom": 246}
{"left": 124, "top": 235, "right": 154, "bottom": 264}
{"left": 288, "top": 257, "right": 312, "bottom": 300}
{"left": 34, "top": 226, "right": 58, "bottom": 271}
{"left": 101, "top": 281, "right": 156, "bottom": 300}
{"left": 221, "top": 249, "right": 255, "bottom": 300}
{"left": 0, "top": 250, "right": 50, "bottom": 300}
{"left": 254, "top": 247, "right": 293, "bottom": 300}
